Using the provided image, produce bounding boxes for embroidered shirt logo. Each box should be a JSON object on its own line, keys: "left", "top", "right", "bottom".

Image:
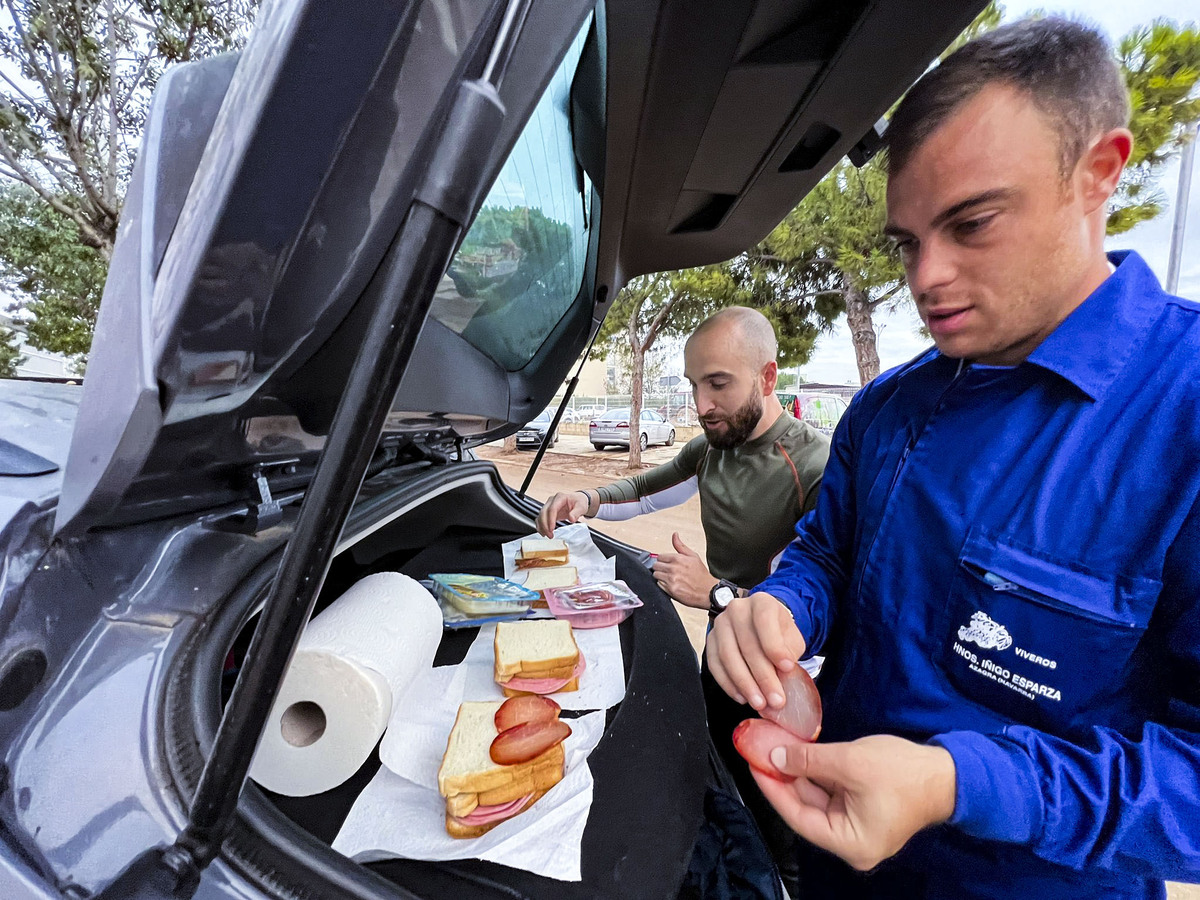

{"left": 957, "top": 611, "right": 1013, "bottom": 651}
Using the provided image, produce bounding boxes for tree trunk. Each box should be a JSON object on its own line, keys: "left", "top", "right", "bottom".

{"left": 845, "top": 286, "right": 881, "bottom": 385}
{"left": 627, "top": 328, "right": 645, "bottom": 470}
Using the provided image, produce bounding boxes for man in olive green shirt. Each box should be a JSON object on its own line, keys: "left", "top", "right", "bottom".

{"left": 537, "top": 308, "right": 830, "bottom": 892}
{"left": 536, "top": 306, "right": 830, "bottom": 610}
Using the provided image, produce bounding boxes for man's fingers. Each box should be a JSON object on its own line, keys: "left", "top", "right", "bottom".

{"left": 751, "top": 593, "right": 805, "bottom": 671}
{"left": 706, "top": 627, "right": 756, "bottom": 707}
{"left": 721, "top": 605, "right": 783, "bottom": 710}
{"left": 671, "top": 532, "right": 699, "bottom": 557}
{"left": 769, "top": 741, "right": 851, "bottom": 796}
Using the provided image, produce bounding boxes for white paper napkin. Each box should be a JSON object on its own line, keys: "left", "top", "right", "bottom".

{"left": 502, "top": 524, "right": 617, "bottom": 586}
{"left": 332, "top": 711, "right": 605, "bottom": 882}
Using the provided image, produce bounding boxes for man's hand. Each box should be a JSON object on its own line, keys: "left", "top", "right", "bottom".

{"left": 750, "top": 735, "right": 957, "bottom": 872}
{"left": 705, "top": 591, "right": 806, "bottom": 710}
{"left": 652, "top": 533, "right": 717, "bottom": 609}
{"left": 535, "top": 491, "right": 591, "bottom": 537}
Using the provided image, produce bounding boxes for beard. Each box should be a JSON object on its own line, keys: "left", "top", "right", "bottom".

{"left": 700, "top": 389, "right": 763, "bottom": 450}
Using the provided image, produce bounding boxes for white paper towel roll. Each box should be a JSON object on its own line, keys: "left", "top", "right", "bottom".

{"left": 250, "top": 571, "right": 442, "bottom": 796}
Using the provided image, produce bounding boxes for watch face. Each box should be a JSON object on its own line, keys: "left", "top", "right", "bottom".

{"left": 714, "top": 586, "right": 735, "bottom": 610}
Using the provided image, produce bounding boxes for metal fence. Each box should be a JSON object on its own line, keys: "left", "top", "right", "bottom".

{"left": 550, "top": 393, "right": 699, "bottom": 425}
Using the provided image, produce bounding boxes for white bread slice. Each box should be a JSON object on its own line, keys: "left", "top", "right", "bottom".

{"left": 437, "top": 701, "right": 566, "bottom": 798}
{"left": 493, "top": 620, "right": 579, "bottom": 682}
{"left": 521, "top": 566, "right": 578, "bottom": 592}
{"left": 520, "top": 538, "right": 569, "bottom": 559}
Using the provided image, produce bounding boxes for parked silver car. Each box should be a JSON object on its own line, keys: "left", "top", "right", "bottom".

{"left": 590, "top": 408, "right": 676, "bottom": 451}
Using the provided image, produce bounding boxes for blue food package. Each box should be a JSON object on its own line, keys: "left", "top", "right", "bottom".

{"left": 427, "top": 574, "right": 539, "bottom": 618}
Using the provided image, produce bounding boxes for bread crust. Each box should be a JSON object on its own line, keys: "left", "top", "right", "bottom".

{"left": 493, "top": 621, "right": 580, "bottom": 681}
{"left": 501, "top": 676, "right": 579, "bottom": 697}
{"left": 445, "top": 787, "right": 552, "bottom": 838}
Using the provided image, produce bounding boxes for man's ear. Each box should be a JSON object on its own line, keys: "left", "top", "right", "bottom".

{"left": 1077, "top": 127, "right": 1132, "bottom": 214}
{"left": 762, "top": 360, "right": 779, "bottom": 394}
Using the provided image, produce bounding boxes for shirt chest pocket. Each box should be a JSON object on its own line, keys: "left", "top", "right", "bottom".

{"left": 936, "top": 530, "right": 1160, "bottom": 735}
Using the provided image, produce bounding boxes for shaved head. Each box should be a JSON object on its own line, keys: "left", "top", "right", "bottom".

{"left": 687, "top": 306, "right": 778, "bottom": 369}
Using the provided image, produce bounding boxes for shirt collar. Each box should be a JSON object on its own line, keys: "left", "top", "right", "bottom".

{"left": 1023, "top": 250, "right": 1165, "bottom": 401}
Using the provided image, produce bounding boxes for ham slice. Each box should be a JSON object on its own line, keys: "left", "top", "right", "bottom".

{"left": 502, "top": 654, "right": 587, "bottom": 694}
{"left": 452, "top": 792, "right": 535, "bottom": 827}
{"left": 760, "top": 665, "right": 822, "bottom": 741}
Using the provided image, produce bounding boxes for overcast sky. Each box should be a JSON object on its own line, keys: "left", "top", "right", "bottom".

{"left": 799, "top": 0, "right": 1200, "bottom": 385}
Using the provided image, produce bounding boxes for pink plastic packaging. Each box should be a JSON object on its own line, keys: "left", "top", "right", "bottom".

{"left": 544, "top": 580, "right": 644, "bottom": 628}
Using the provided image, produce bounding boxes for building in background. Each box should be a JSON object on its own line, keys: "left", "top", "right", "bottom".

{"left": 0, "top": 313, "right": 78, "bottom": 379}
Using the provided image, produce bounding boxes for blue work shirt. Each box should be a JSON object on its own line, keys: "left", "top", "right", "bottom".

{"left": 756, "top": 251, "right": 1200, "bottom": 899}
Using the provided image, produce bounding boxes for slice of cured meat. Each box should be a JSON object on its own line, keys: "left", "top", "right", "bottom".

{"left": 759, "top": 665, "right": 822, "bottom": 741}
{"left": 732, "top": 719, "right": 802, "bottom": 781}
{"left": 495, "top": 695, "right": 561, "bottom": 732}
{"left": 453, "top": 792, "right": 535, "bottom": 826}
{"left": 489, "top": 719, "right": 572, "bottom": 765}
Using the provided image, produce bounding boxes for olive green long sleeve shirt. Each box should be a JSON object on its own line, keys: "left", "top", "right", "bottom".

{"left": 594, "top": 413, "right": 829, "bottom": 588}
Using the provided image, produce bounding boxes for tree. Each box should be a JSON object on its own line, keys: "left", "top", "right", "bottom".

{"left": 0, "top": 181, "right": 105, "bottom": 361}
{"left": 0, "top": 0, "right": 258, "bottom": 357}
{"left": 1109, "top": 19, "right": 1200, "bottom": 234}
{"left": 597, "top": 268, "right": 731, "bottom": 469}
{"left": 750, "top": 158, "right": 903, "bottom": 386}
{"left": 760, "top": 7, "right": 1200, "bottom": 385}
{"left": 0, "top": 325, "right": 24, "bottom": 377}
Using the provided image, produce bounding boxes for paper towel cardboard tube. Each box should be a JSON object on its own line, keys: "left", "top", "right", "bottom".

{"left": 250, "top": 571, "right": 442, "bottom": 797}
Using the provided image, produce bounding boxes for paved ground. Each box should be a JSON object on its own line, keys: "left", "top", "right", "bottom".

{"left": 479, "top": 437, "right": 1200, "bottom": 899}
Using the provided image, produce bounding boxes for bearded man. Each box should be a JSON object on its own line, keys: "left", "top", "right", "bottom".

{"left": 537, "top": 306, "right": 830, "bottom": 890}
{"left": 536, "top": 305, "right": 829, "bottom": 610}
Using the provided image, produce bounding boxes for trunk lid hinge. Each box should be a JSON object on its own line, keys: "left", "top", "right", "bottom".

{"left": 215, "top": 458, "right": 300, "bottom": 534}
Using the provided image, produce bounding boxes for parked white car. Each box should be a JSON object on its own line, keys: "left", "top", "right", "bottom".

{"left": 589, "top": 407, "right": 676, "bottom": 451}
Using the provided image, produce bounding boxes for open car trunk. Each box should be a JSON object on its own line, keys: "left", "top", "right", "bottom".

{"left": 163, "top": 461, "right": 717, "bottom": 899}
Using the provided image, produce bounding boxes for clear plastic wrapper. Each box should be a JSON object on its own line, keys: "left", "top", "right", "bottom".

{"left": 544, "top": 580, "right": 644, "bottom": 629}
{"left": 428, "top": 574, "right": 538, "bottom": 621}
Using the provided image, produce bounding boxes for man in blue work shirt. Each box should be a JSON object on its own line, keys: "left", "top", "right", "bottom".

{"left": 706, "top": 17, "right": 1200, "bottom": 900}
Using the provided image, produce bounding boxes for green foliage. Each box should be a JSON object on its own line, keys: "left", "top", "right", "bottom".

{"left": 1110, "top": 19, "right": 1200, "bottom": 235}
{"left": 0, "top": 182, "right": 106, "bottom": 361}
{"left": 447, "top": 205, "right": 580, "bottom": 369}
{"left": 1, "top": 0, "right": 257, "bottom": 357}
{"left": 0, "top": 327, "right": 25, "bottom": 377}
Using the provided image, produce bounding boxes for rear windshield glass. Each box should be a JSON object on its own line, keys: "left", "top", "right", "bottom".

{"left": 430, "top": 26, "right": 591, "bottom": 371}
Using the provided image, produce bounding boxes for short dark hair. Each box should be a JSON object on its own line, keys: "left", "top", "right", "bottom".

{"left": 886, "top": 17, "right": 1130, "bottom": 178}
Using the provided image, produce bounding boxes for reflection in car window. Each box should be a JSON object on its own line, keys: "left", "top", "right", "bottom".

{"left": 430, "top": 24, "right": 591, "bottom": 370}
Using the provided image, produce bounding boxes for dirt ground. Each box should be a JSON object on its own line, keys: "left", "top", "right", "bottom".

{"left": 477, "top": 437, "right": 1200, "bottom": 900}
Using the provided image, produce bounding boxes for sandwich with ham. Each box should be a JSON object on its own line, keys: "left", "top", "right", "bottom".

{"left": 494, "top": 619, "right": 585, "bottom": 696}
{"left": 515, "top": 538, "right": 569, "bottom": 570}
{"left": 438, "top": 697, "right": 570, "bottom": 837}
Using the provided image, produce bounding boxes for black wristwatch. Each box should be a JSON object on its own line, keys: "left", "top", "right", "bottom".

{"left": 708, "top": 579, "right": 738, "bottom": 617}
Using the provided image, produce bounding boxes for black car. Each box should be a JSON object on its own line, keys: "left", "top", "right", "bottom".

{"left": 516, "top": 410, "right": 559, "bottom": 449}
{"left": 0, "top": 1, "right": 982, "bottom": 898}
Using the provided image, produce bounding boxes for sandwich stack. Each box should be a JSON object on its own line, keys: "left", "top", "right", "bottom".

{"left": 494, "top": 619, "right": 585, "bottom": 697}
{"left": 437, "top": 698, "right": 569, "bottom": 837}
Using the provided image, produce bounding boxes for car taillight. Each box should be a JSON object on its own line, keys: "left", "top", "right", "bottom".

{"left": 616, "top": 422, "right": 629, "bottom": 428}
{"left": 589, "top": 421, "right": 596, "bottom": 428}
